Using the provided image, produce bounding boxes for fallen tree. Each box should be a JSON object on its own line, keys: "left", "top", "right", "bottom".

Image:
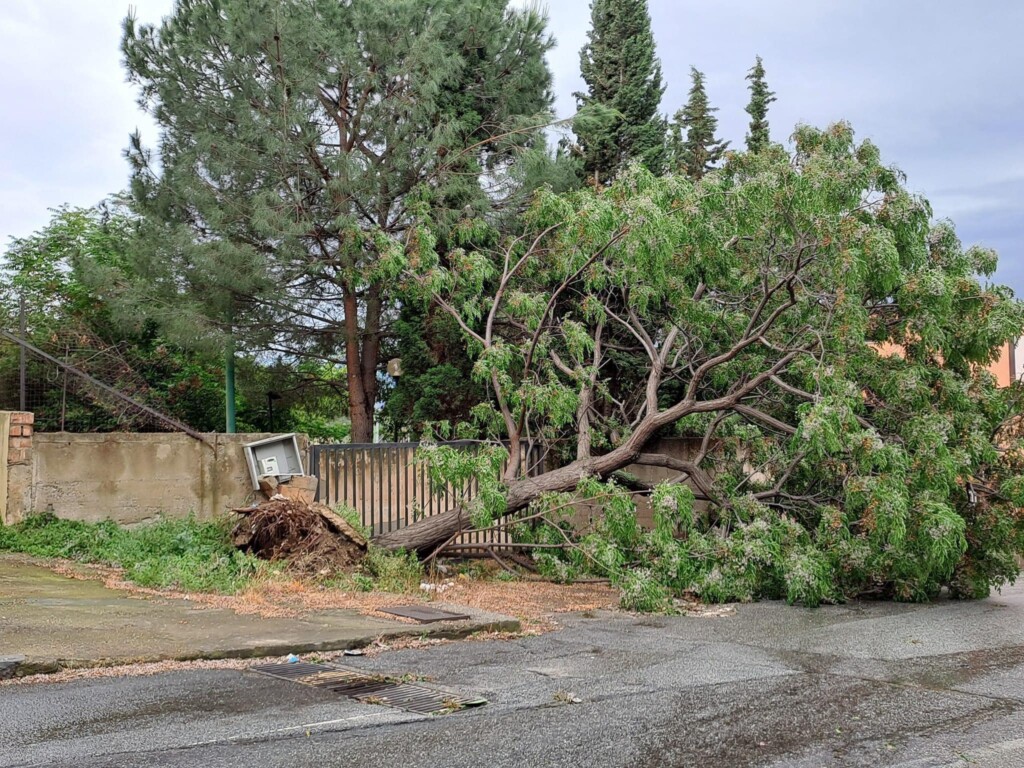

{"left": 376, "top": 124, "right": 1024, "bottom": 604}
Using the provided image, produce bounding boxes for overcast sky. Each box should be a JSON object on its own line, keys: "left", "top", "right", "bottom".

{"left": 2, "top": 1, "right": 1022, "bottom": 291}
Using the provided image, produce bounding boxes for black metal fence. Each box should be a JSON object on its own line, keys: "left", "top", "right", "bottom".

{"left": 309, "top": 440, "right": 544, "bottom": 541}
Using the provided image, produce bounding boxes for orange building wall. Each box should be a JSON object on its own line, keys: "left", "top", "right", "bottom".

{"left": 987, "top": 342, "right": 1016, "bottom": 387}
{"left": 872, "top": 341, "right": 1018, "bottom": 387}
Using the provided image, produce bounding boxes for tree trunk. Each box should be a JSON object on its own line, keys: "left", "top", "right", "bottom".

{"left": 373, "top": 423, "right": 658, "bottom": 554}
{"left": 373, "top": 338, "right": 794, "bottom": 554}
{"left": 343, "top": 285, "right": 374, "bottom": 444}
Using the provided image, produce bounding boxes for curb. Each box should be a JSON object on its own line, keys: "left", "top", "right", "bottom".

{"left": 0, "top": 655, "right": 27, "bottom": 679}
{"left": 7, "top": 616, "right": 521, "bottom": 678}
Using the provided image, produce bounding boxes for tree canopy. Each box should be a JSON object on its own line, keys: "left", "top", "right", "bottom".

{"left": 670, "top": 67, "right": 730, "bottom": 179}
{"left": 744, "top": 56, "right": 776, "bottom": 153}
{"left": 0, "top": 204, "right": 226, "bottom": 431}
{"left": 120, "top": 0, "right": 556, "bottom": 441}
{"left": 379, "top": 123, "right": 1024, "bottom": 606}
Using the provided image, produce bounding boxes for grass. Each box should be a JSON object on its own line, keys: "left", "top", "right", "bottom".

{"left": 361, "top": 547, "right": 423, "bottom": 593}
{"left": 1, "top": 513, "right": 426, "bottom": 597}
{"left": 315, "top": 544, "right": 423, "bottom": 594}
{"left": 0, "top": 513, "right": 270, "bottom": 594}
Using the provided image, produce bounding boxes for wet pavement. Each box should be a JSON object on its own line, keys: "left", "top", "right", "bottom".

{"left": 4, "top": 583, "right": 1024, "bottom": 766}
{"left": 0, "top": 557, "right": 518, "bottom": 674}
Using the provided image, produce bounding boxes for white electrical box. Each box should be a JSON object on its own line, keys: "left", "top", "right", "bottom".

{"left": 243, "top": 433, "right": 304, "bottom": 490}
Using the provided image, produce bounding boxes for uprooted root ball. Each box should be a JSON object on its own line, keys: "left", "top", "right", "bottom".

{"left": 232, "top": 500, "right": 367, "bottom": 574}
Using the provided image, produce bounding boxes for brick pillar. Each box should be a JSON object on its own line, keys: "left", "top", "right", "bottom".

{"left": 0, "top": 412, "right": 33, "bottom": 524}
{"left": 7, "top": 412, "right": 33, "bottom": 466}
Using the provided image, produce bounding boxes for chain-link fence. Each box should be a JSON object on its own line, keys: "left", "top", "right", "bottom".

{"left": 0, "top": 330, "right": 207, "bottom": 439}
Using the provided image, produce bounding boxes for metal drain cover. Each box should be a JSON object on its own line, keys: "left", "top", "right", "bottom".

{"left": 379, "top": 605, "right": 471, "bottom": 623}
{"left": 251, "top": 661, "right": 486, "bottom": 715}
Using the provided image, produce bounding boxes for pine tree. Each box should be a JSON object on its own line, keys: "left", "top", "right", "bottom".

{"left": 745, "top": 56, "right": 776, "bottom": 153}
{"left": 120, "top": 0, "right": 554, "bottom": 442}
{"left": 574, "top": 0, "right": 666, "bottom": 184}
{"left": 670, "top": 67, "right": 730, "bottom": 180}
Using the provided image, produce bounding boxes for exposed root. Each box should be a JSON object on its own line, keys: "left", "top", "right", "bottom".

{"left": 232, "top": 499, "right": 367, "bottom": 574}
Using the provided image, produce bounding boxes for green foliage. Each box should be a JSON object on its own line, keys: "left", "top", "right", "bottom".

{"left": 617, "top": 569, "right": 674, "bottom": 612}
{"left": 381, "top": 306, "right": 484, "bottom": 439}
{"left": 744, "top": 56, "right": 776, "bottom": 153}
{"left": 360, "top": 547, "right": 423, "bottom": 593}
{"left": 670, "top": 67, "right": 730, "bottom": 179}
{"left": 574, "top": 0, "right": 666, "bottom": 183}
{"left": 423, "top": 121, "right": 1024, "bottom": 610}
{"left": 513, "top": 483, "right": 841, "bottom": 609}
{"left": 119, "top": 0, "right": 558, "bottom": 441}
{"left": 334, "top": 504, "right": 371, "bottom": 540}
{"left": 0, "top": 514, "right": 267, "bottom": 593}
{"left": 418, "top": 443, "right": 508, "bottom": 529}
{"left": 234, "top": 359, "right": 351, "bottom": 441}
{"left": 0, "top": 204, "right": 226, "bottom": 432}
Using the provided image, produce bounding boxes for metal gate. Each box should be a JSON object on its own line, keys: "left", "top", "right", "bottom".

{"left": 308, "top": 440, "right": 543, "bottom": 540}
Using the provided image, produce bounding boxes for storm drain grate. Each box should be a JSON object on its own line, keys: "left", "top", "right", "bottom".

{"left": 250, "top": 662, "right": 486, "bottom": 715}
{"left": 378, "top": 605, "right": 471, "bottom": 623}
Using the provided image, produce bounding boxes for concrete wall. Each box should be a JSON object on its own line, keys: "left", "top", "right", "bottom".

{"left": 0, "top": 415, "right": 308, "bottom": 525}
{"left": 569, "top": 437, "right": 707, "bottom": 530}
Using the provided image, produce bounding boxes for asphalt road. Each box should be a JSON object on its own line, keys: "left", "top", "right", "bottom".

{"left": 6, "top": 589, "right": 1024, "bottom": 767}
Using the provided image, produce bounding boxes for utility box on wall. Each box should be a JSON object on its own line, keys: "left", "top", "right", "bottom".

{"left": 243, "top": 434, "right": 304, "bottom": 490}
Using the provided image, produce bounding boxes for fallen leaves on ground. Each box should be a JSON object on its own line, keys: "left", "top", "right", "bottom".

{"left": 39, "top": 558, "right": 620, "bottom": 633}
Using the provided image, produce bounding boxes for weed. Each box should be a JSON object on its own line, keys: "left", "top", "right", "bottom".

{"left": 361, "top": 547, "right": 423, "bottom": 593}
{"left": 455, "top": 560, "right": 497, "bottom": 581}
{"left": 321, "top": 572, "right": 375, "bottom": 592}
{"left": 0, "top": 513, "right": 269, "bottom": 594}
{"left": 351, "top": 573, "right": 375, "bottom": 591}
{"left": 440, "top": 696, "right": 463, "bottom": 712}
{"left": 333, "top": 505, "right": 371, "bottom": 540}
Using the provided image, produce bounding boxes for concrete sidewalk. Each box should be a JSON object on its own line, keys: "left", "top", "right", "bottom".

{"left": 0, "top": 557, "right": 519, "bottom": 676}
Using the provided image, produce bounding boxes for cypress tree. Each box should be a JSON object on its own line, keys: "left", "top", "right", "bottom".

{"left": 745, "top": 56, "right": 776, "bottom": 153}
{"left": 670, "top": 67, "right": 730, "bottom": 180}
{"left": 574, "top": 0, "right": 666, "bottom": 184}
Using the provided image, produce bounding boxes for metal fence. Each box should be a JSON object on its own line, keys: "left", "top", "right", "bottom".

{"left": 309, "top": 440, "right": 544, "bottom": 543}
{"left": 0, "top": 331, "right": 207, "bottom": 439}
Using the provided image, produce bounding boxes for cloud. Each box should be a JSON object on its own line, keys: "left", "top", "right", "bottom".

{"left": 5, "top": 0, "right": 1023, "bottom": 292}
{"left": 0, "top": 0, "right": 170, "bottom": 245}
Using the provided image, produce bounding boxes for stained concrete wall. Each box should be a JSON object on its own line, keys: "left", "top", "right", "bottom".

{"left": 0, "top": 419, "right": 308, "bottom": 525}
{"left": 569, "top": 437, "right": 707, "bottom": 530}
